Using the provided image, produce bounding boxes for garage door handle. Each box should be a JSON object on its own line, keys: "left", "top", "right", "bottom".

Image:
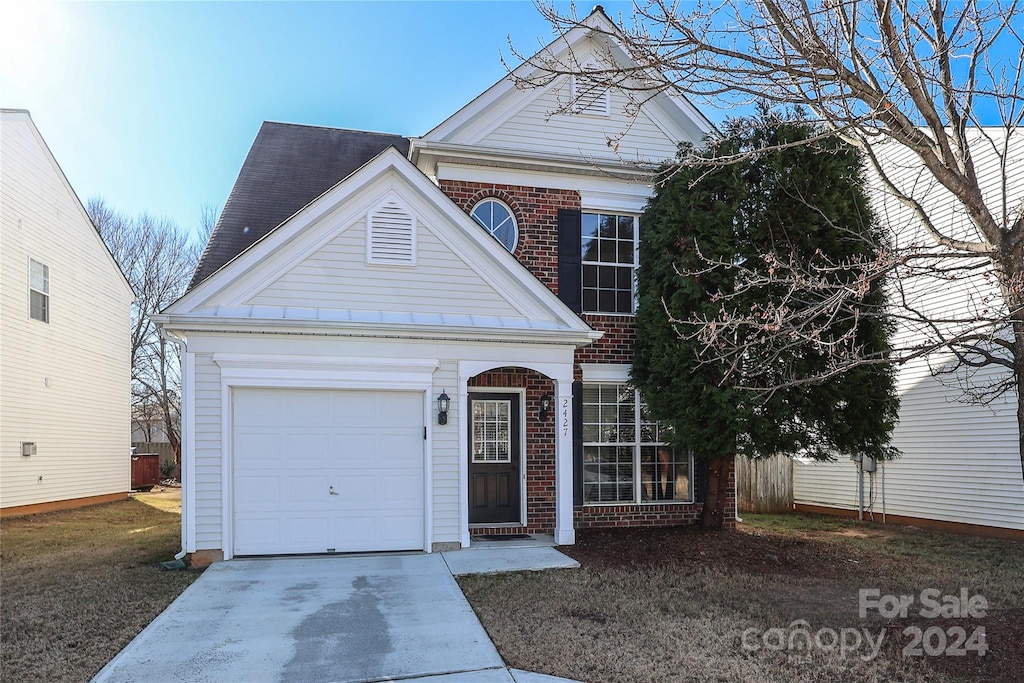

{"left": 329, "top": 485, "right": 339, "bottom": 496}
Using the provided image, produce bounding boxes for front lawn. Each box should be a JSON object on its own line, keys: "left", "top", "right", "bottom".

{"left": 1, "top": 493, "right": 201, "bottom": 682}
{"left": 459, "top": 514, "right": 1024, "bottom": 683}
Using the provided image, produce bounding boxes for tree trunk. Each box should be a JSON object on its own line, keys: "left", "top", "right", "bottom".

{"left": 1014, "top": 317, "right": 1024, "bottom": 485}
{"left": 700, "top": 457, "right": 728, "bottom": 529}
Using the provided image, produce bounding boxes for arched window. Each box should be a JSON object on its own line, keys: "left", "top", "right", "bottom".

{"left": 470, "top": 198, "right": 518, "bottom": 253}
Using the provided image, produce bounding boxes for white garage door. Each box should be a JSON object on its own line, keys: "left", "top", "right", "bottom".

{"left": 232, "top": 388, "right": 424, "bottom": 556}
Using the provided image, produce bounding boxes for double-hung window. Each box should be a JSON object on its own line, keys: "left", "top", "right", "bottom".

{"left": 29, "top": 259, "right": 49, "bottom": 323}
{"left": 581, "top": 212, "right": 637, "bottom": 314}
{"left": 581, "top": 384, "right": 692, "bottom": 504}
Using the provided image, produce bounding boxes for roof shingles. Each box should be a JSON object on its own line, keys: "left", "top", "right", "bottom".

{"left": 189, "top": 122, "right": 409, "bottom": 290}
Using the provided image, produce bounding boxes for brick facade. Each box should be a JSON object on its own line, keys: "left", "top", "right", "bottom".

{"left": 468, "top": 367, "right": 556, "bottom": 536}
{"left": 443, "top": 179, "right": 735, "bottom": 533}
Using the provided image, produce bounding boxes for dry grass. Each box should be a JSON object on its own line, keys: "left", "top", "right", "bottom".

{"left": 459, "top": 514, "right": 1024, "bottom": 683}
{"left": 1, "top": 495, "right": 201, "bottom": 682}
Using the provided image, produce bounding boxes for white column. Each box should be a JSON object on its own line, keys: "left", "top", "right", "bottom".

{"left": 554, "top": 378, "right": 576, "bottom": 545}
{"left": 182, "top": 350, "right": 196, "bottom": 554}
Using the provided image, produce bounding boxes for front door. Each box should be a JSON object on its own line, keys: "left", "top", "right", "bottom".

{"left": 468, "top": 392, "right": 521, "bottom": 525}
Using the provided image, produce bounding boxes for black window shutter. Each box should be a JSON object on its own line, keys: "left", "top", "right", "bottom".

{"left": 557, "top": 209, "right": 582, "bottom": 313}
{"left": 572, "top": 380, "right": 584, "bottom": 507}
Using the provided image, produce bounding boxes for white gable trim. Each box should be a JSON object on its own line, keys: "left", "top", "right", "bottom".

{"left": 163, "top": 148, "right": 596, "bottom": 343}
{"left": 417, "top": 11, "right": 714, "bottom": 150}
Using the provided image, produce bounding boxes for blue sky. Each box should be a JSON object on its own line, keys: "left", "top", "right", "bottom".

{"left": 1, "top": 1, "right": 636, "bottom": 235}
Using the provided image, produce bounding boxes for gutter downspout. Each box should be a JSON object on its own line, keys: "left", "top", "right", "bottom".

{"left": 158, "top": 326, "right": 188, "bottom": 562}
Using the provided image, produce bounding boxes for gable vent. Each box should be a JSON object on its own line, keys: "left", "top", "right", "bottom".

{"left": 367, "top": 201, "right": 416, "bottom": 265}
{"left": 571, "top": 68, "right": 610, "bottom": 117}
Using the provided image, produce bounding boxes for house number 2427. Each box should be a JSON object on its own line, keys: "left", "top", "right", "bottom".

{"left": 561, "top": 398, "right": 570, "bottom": 438}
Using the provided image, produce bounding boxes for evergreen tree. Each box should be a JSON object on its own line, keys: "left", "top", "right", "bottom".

{"left": 634, "top": 110, "right": 899, "bottom": 528}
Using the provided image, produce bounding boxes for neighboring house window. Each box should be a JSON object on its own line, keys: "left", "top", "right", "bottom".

{"left": 470, "top": 198, "right": 518, "bottom": 253}
{"left": 582, "top": 384, "right": 692, "bottom": 504}
{"left": 581, "top": 212, "right": 637, "bottom": 314}
{"left": 29, "top": 259, "right": 49, "bottom": 323}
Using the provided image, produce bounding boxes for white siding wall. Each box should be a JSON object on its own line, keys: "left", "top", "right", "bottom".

{"left": 247, "top": 218, "right": 522, "bottom": 318}
{"left": 192, "top": 353, "right": 222, "bottom": 548}
{"left": 479, "top": 81, "right": 682, "bottom": 165}
{"left": 182, "top": 334, "right": 550, "bottom": 551}
{"left": 795, "top": 359, "right": 1024, "bottom": 530}
{"left": 1, "top": 113, "right": 133, "bottom": 509}
{"left": 430, "top": 360, "right": 460, "bottom": 543}
{"left": 794, "top": 133, "right": 1024, "bottom": 531}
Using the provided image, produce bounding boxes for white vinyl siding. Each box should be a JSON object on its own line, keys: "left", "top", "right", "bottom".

{"left": 247, "top": 218, "right": 523, "bottom": 318}
{"left": 192, "top": 353, "right": 223, "bottom": 549}
{"left": 795, "top": 360, "right": 1024, "bottom": 531}
{"left": 0, "top": 112, "right": 133, "bottom": 509}
{"left": 430, "top": 361, "right": 461, "bottom": 543}
{"left": 792, "top": 132, "right": 1024, "bottom": 531}
{"left": 478, "top": 79, "right": 681, "bottom": 164}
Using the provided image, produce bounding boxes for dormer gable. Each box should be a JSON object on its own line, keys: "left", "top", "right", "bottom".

{"left": 411, "top": 8, "right": 714, "bottom": 177}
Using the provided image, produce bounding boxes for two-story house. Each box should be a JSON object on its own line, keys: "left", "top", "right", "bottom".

{"left": 156, "top": 8, "right": 734, "bottom": 563}
{"left": 1, "top": 109, "right": 134, "bottom": 516}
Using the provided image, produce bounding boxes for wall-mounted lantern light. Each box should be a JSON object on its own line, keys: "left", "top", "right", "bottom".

{"left": 437, "top": 390, "right": 451, "bottom": 425}
{"left": 539, "top": 394, "right": 551, "bottom": 422}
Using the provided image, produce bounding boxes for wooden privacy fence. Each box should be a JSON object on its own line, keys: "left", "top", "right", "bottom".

{"left": 736, "top": 454, "right": 793, "bottom": 513}
{"left": 131, "top": 442, "right": 178, "bottom": 479}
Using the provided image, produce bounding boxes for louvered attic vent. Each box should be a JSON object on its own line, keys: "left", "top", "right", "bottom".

{"left": 367, "top": 200, "right": 416, "bottom": 265}
{"left": 571, "top": 69, "right": 610, "bottom": 117}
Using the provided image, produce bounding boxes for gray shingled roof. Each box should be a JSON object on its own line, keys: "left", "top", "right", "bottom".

{"left": 189, "top": 122, "right": 410, "bottom": 290}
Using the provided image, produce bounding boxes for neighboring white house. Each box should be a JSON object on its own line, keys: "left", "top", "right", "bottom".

{"left": 794, "top": 131, "right": 1024, "bottom": 539}
{"left": 1, "top": 109, "right": 135, "bottom": 516}
{"left": 156, "top": 9, "right": 726, "bottom": 565}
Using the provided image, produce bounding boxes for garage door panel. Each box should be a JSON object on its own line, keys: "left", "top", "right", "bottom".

{"left": 283, "top": 516, "right": 331, "bottom": 550}
{"left": 284, "top": 432, "right": 332, "bottom": 462}
{"left": 233, "top": 390, "right": 282, "bottom": 424}
{"left": 328, "top": 393, "right": 379, "bottom": 424}
{"left": 330, "top": 434, "right": 376, "bottom": 463}
{"left": 232, "top": 388, "right": 425, "bottom": 555}
{"left": 234, "top": 432, "right": 283, "bottom": 468}
{"left": 235, "top": 475, "right": 282, "bottom": 507}
{"left": 377, "top": 514, "right": 424, "bottom": 546}
{"left": 234, "top": 516, "right": 281, "bottom": 554}
{"left": 332, "top": 475, "right": 376, "bottom": 503}
{"left": 378, "top": 473, "right": 423, "bottom": 505}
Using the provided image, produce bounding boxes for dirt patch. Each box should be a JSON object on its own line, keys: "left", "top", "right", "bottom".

{"left": 460, "top": 514, "right": 1024, "bottom": 683}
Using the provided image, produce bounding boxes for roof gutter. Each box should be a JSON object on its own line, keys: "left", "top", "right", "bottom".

{"left": 152, "top": 314, "right": 604, "bottom": 348}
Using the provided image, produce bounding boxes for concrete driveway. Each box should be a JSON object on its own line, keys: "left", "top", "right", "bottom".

{"left": 92, "top": 552, "right": 574, "bottom": 683}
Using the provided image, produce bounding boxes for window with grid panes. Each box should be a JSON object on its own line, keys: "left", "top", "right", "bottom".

{"left": 581, "top": 212, "right": 637, "bottom": 314}
{"left": 472, "top": 399, "right": 511, "bottom": 463}
{"left": 581, "top": 384, "right": 693, "bottom": 504}
{"left": 29, "top": 259, "right": 49, "bottom": 323}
